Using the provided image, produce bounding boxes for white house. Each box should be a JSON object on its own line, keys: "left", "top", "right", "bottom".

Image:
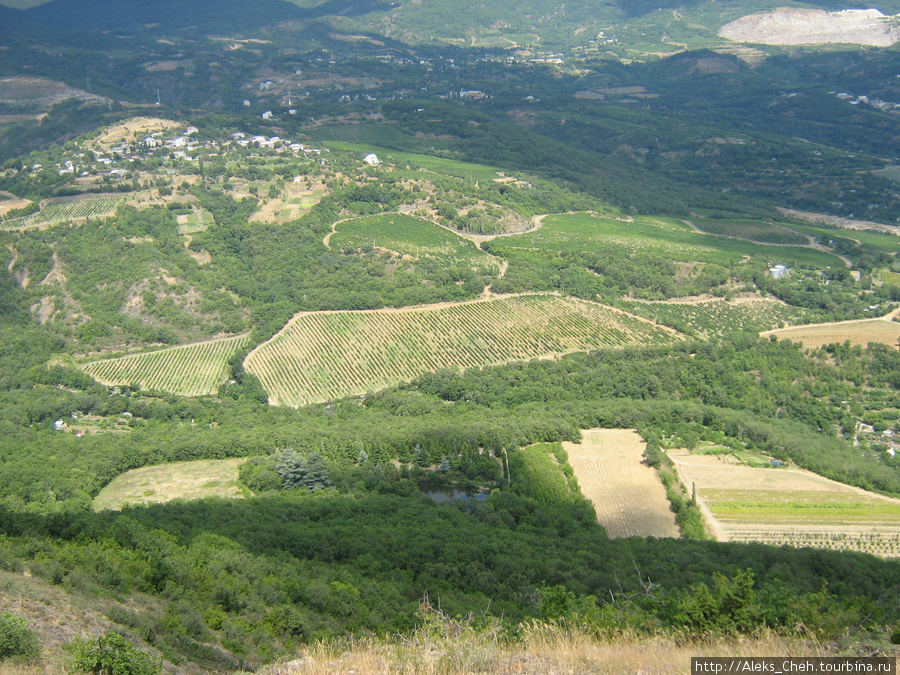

{"left": 363, "top": 153, "right": 380, "bottom": 166}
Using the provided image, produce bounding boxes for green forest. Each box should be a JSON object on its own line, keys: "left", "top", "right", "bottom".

{"left": 2, "top": 0, "right": 900, "bottom": 670}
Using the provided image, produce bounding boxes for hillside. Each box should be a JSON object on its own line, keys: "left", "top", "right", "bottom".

{"left": 2, "top": 0, "right": 900, "bottom": 671}
{"left": 720, "top": 8, "right": 900, "bottom": 46}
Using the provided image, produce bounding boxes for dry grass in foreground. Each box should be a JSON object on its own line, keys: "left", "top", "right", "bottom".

{"left": 259, "top": 619, "right": 831, "bottom": 675}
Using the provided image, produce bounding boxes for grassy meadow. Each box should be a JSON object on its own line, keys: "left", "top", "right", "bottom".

{"left": 93, "top": 458, "right": 249, "bottom": 511}
{"left": 330, "top": 213, "right": 499, "bottom": 274}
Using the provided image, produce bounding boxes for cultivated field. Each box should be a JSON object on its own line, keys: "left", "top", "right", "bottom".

{"left": 689, "top": 218, "right": 809, "bottom": 246}
{"left": 93, "top": 458, "right": 248, "bottom": 511}
{"left": 669, "top": 449, "right": 900, "bottom": 557}
{"left": 252, "top": 184, "right": 325, "bottom": 224}
{"left": 761, "top": 312, "right": 900, "bottom": 349}
{"left": 1, "top": 195, "right": 124, "bottom": 230}
{"left": 564, "top": 429, "right": 678, "bottom": 538}
{"left": 327, "top": 143, "right": 505, "bottom": 183}
{"left": 619, "top": 297, "right": 808, "bottom": 339}
{"left": 176, "top": 207, "right": 214, "bottom": 233}
{"left": 246, "top": 294, "right": 682, "bottom": 407}
{"left": 498, "top": 213, "right": 841, "bottom": 267}
{"left": 329, "top": 213, "right": 499, "bottom": 274}
{"left": 79, "top": 332, "right": 251, "bottom": 396}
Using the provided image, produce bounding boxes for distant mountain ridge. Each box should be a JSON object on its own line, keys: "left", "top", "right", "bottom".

{"left": 4, "top": 0, "right": 900, "bottom": 46}
{"left": 0, "top": 0, "right": 391, "bottom": 34}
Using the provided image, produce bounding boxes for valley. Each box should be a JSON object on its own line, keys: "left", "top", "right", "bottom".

{"left": 1, "top": 0, "right": 900, "bottom": 671}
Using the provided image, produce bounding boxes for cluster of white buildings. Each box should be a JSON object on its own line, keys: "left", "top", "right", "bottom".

{"left": 834, "top": 90, "right": 900, "bottom": 111}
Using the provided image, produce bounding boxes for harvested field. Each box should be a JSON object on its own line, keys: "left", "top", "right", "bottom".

{"left": 762, "top": 312, "right": 900, "bottom": 349}
{"left": 563, "top": 429, "right": 678, "bottom": 538}
{"left": 93, "top": 458, "right": 248, "bottom": 511}
{"left": 669, "top": 449, "right": 900, "bottom": 557}
{"left": 0, "top": 196, "right": 32, "bottom": 217}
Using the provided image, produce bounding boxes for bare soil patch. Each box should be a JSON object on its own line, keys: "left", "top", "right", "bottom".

{"left": 143, "top": 60, "right": 186, "bottom": 72}
{"left": 564, "top": 429, "right": 677, "bottom": 538}
{"left": 93, "top": 457, "right": 248, "bottom": 511}
{"left": 0, "top": 197, "right": 32, "bottom": 217}
{"left": 89, "top": 117, "right": 182, "bottom": 150}
{"left": 777, "top": 207, "right": 900, "bottom": 236}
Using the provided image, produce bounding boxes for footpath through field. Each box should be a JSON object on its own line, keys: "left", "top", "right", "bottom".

{"left": 564, "top": 429, "right": 678, "bottom": 538}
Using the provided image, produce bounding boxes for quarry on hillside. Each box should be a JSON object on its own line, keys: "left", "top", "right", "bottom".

{"left": 719, "top": 8, "right": 900, "bottom": 46}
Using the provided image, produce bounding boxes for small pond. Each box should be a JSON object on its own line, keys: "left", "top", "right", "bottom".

{"left": 420, "top": 484, "right": 490, "bottom": 504}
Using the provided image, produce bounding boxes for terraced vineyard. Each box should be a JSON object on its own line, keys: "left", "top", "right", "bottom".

{"left": 246, "top": 295, "right": 683, "bottom": 407}
{"left": 330, "top": 213, "right": 499, "bottom": 274}
{"left": 80, "top": 333, "right": 251, "bottom": 396}
{"left": 618, "top": 298, "right": 810, "bottom": 339}
{"left": 2, "top": 195, "right": 124, "bottom": 230}
{"left": 670, "top": 449, "right": 900, "bottom": 558}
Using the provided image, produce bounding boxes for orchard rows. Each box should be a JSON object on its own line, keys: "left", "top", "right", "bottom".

{"left": 2, "top": 195, "right": 124, "bottom": 230}
{"left": 619, "top": 299, "right": 808, "bottom": 339}
{"left": 246, "top": 295, "right": 681, "bottom": 407}
{"left": 80, "top": 333, "right": 250, "bottom": 397}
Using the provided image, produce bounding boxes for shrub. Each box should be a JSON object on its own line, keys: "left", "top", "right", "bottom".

{"left": 238, "top": 455, "right": 280, "bottom": 493}
{"left": 0, "top": 611, "right": 39, "bottom": 661}
{"left": 67, "top": 632, "right": 160, "bottom": 675}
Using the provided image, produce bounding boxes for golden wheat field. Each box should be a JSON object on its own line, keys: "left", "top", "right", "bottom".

{"left": 564, "top": 430, "right": 678, "bottom": 538}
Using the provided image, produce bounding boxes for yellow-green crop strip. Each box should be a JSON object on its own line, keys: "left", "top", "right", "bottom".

{"left": 80, "top": 332, "right": 251, "bottom": 396}
{"left": 245, "top": 294, "right": 683, "bottom": 407}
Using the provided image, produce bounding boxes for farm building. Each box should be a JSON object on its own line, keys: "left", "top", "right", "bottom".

{"left": 364, "top": 153, "right": 380, "bottom": 166}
